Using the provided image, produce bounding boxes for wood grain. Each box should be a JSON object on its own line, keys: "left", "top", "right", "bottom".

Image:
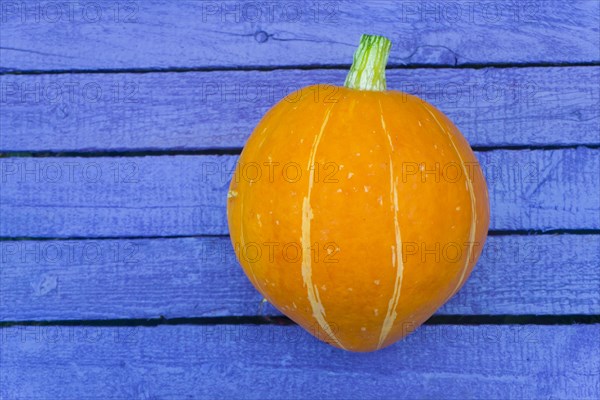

{"left": 1, "top": 149, "right": 598, "bottom": 238}
{"left": 1, "top": 235, "right": 598, "bottom": 321}
{"left": 1, "top": 1, "right": 598, "bottom": 71}
{"left": 1, "top": 67, "right": 598, "bottom": 152}
{"left": 1, "top": 324, "right": 598, "bottom": 399}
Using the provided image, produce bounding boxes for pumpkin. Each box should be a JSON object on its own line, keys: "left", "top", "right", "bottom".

{"left": 227, "top": 34, "right": 490, "bottom": 352}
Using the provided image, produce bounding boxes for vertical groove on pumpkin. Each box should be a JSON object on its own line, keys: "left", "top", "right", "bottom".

{"left": 300, "top": 104, "right": 346, "bottom": 349}
{"left": 376, "top": 100, "right": 406, "bottom": 350}
{"left": 237, "top": 125, "right": 272, "bottom": 302}
{"left": 422, "top": 104, "right": 478, "bottom": 301}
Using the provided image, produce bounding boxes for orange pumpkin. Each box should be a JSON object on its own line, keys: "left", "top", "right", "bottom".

{"left": 227, "top": 34, "right": 490, "bottom": 352}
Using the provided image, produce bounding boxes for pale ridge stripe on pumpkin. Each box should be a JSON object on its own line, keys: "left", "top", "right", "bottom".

{"left": 422, "top": 105, "right": 477, "bottom": 300}
{"left": 377, "top": 103, "right": 406, "bottom": 350}
{"left": 301, "top": 105, "right": 346, "bottom": 349}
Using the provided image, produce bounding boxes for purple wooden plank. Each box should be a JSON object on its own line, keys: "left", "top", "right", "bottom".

{"left": 1, "top": 67, "right": 598, "bottom": 152}
{"left": 1, "top": 1, "right": 598, "bottom": 71}
{"left": 0, "top": 155, "right": 235, "bottom": 237}
{"left": 477, "top": 148, "right": 600, "bottom": 231}
{"left": 1, "top": 324, "right": 598, "bottom": 399}
{"left": 0, "top": 149, "right": 598, "bottom": 238}
{"left": 1, "top": 235, "right": 598, "bottom": 321}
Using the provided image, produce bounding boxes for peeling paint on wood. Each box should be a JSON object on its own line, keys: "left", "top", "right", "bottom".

{"left": 1, "top": 1, "right": 598, "bottom": 70}
{"left": 1, "top": 149, "right": 598, "bottom": 238}
{"left": 1, "top": 67, "right": 598, "bottom": 152}
{"left": 1, "top": 235, "right": 598, "bottom": 321}
{"left": 0, "top": 324, "right": 598, "bottom": 399}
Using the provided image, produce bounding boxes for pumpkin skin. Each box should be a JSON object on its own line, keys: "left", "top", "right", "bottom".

{"left": 227, "top": 84, "right": 490, "bottom": 352}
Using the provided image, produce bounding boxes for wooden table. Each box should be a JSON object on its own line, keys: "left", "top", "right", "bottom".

{"left": 1, "top": 1, "right": 599, "bottom": 398}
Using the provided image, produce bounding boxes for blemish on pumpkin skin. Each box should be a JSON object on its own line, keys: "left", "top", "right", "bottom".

{"left": 455, "top": 206, "right": 461, "bottom": 211}
{"left": 337, "top": 189, "right": 343, "bottom": 193}
{"left": 361, "top": 327, "right": 367, "bottom": 332}
{"left": 347, "top": 172, "right": 354, "bottom": 179}
{"left": 374, "top": 309, "right": 379, "bottom": 316}
{"left": 227, "top": 190, "right": 238, "bottom": 199}
{"left": 378, "top": 196, "right": 383, "bottom": 205}
{"left": 364, "top": 186, "right": 370, "bottom": 192}
{"left": 256, "top": 214, "right": 262, "bottom": 227}
{"left": 374, "top": 280, "right": 381, "bottom": 285}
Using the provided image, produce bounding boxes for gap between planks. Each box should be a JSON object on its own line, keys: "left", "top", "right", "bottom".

{"left": 1, "top": 229, "right": 600, "bottom": 242}
{"left": 1, "top": 315, "right": 599, "bottom": 328}
{"left": 1, "top": 61, "right": 600, "bottom": 76}
{"left": 1, "top": 144, "right": 599, "bottom": 158}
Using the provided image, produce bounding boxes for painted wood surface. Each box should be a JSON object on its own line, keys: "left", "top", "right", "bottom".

{"left": 1, "top": 148, "right": 598, "bottom": 238}
{"left": 1, "top": 1, "right": 598, "bottom": 71}
{"left": 1, "top": 235, "right": 598, "bottom": 321}
{"left": 1, "top": 67, "right": 599, "bottom": 152}
{"left": 1, "top": 324, "right": 598, "bottom": 399}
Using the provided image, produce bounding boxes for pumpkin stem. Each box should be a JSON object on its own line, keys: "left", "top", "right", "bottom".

{"left": 344, "top": 34, "right": 391, "bottom": 91}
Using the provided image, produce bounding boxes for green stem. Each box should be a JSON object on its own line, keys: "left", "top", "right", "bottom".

{"left": 344, "top": 34, "right": 392, "bottom": 91}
